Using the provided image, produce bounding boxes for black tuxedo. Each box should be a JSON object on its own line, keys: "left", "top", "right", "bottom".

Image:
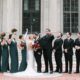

{"left": 39, "top": 34, "right": 54, "bottom": 50}
{"left": 75, "top": 38, "right": 80, "bottom": 73}
{"left": 34, "top": 38, "right": 42, "bottom": 72}
{"left": 63, "top": 38, "right": 74, "bottom": 73}
{"left": 34, "top": 49, "right": 42, "bottom": 72}
{"left": 54, "top": 38, "right": 63, "bottom": 72}
{"left": 39, "top": 34, "right": 54, "bottom": 72}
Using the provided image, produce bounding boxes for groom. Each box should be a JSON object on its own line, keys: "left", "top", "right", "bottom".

{"left": 39, "top": 28, "right": 54, "bottom": 74}
{"left": 33, "top": 33, "right": 42, "bottom": 73}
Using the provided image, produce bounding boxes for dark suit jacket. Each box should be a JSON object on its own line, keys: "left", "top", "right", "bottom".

{"left": 54, "top": 38, "right": 63, "bottom": 52}
{"left": 75, "top": 38, "right": 80, "bottom": 53}
{"left": 63, "top": 38, "right": 74, "bottom": 55}
{"left": 39, "top": 34, "right": 54, "bottom": 50}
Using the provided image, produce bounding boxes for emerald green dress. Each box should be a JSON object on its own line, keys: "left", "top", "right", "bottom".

{"left": 9, "top": 40, "right": 18, "bottom": 73}
{"left": 1, "top": 43, "right": 9, "bottom": 72}
{"left": 19, "top": 41, "right": 27, "bottom": 72}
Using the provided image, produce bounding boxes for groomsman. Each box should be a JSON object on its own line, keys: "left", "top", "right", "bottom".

{"left": 39, "top": 28, "right": 54, "bottom": 74}
{"left": 54, "top": 32, "right": 63, "bottom": 73}
{"left": 74, "top": 32, "right": 80, "bottom": 73}
{"left": 63, "top": 32, "right": 74, "bottom": 74}
{"left": 33, "top": 33, "right": 42, "bottom": 73}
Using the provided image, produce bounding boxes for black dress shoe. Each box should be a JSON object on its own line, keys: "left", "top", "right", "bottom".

{"left": 50, "top": 71, "right": 53, "bottom": 74}
{"left": 37, "top": 71, "right": 42, "bottom": 73}
{"left": 54, "top": 70, "right": 59, "bottom": 72}
{"left": 74, "top": 72, "right": 79, "bottom": 73}
{"left": 63, "top": 71, "right": 68, "bottom": 73}
{"left": 69, "top": 71, "right": 72, "bottom": 74}
{"left": 43, "top": 71, "right": 48, "bottom": 73}
{"left": 59, "top": 71, "right": 62, "bottom": 73}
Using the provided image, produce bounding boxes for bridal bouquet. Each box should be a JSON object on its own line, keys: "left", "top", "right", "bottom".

{"left": 32, "top": 42, "right": 41, "bottom": 51}
{"left": 20, "top": 42, "right": 26, "bottom": 48}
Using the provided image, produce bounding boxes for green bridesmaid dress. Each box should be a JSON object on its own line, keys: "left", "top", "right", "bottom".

{"left": 9, "top": 40, "right": 18, "bottom": 73}
{"left": 1, "top": 43, "right": 9, "bottom": 72}
{"left": 19, "top": 41, "right": 27, "bottom": 72}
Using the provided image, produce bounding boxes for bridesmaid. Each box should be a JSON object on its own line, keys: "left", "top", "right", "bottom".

{"left": 8, "top": 29, "right": 18, "bottom": 73}
{"left": 1, "top": 32, "right": 9, "bottom": 72}
{"left": 18, "top": 35, "right": 27, "bottom": 72}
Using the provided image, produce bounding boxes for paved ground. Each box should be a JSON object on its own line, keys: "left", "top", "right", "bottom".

{"left": 0, "top": 53, "right": 79, "bottom": 80}
{"left": 0, "top": 73, "right": 80, "bottom": 80}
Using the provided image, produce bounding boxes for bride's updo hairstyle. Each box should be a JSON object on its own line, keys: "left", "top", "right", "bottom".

{"left": 28, "top": 34, "right": 34, "bottom": 40}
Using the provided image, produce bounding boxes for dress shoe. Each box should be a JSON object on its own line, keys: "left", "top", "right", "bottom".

{"left": 54, "top": 70, "right": 59, "bottom": 72}
{"left": 59, "top": 71, "right": 62, "bottom": 73}
{"left": 69, "top": 71, "right": 72, "bottom": 74}
{"left": 50, "top": 71, "right": 53, "bottom": 74}
{"left": 37, "top": 71, "right": 42, "bottom": 73}
{"left": 74, "top": 72, "right": 79, "bottom": 73}
{"left": 63, "top": 71, "right": 68, "bottom": 73}
{"left": 43, "top": 71, "right": 48, "bottom": 73}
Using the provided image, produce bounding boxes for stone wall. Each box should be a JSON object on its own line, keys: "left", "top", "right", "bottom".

{"left": 0, "top": 0, "right": 64, "bottom": 35}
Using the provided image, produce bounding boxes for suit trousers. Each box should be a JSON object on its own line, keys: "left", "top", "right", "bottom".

{"left": 43, "top": 49, "right": 53, "bottom": 72}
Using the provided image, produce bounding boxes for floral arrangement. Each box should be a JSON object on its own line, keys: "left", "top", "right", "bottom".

{"left": 32, "top": 42, "right": 41, "bottom": 51}
{"left": 20, "top": 42, "right": 26, "bottom": 47}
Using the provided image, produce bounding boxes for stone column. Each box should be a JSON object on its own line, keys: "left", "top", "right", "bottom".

{"left": 78, "top": 0, "right": 80, "bottom": 32}
{"left": 14, "top": 0, "right": 22, "bottom": 34}
{"left": 60, "top": 0, "right": 63, "bottom": 33}
{"left": 41, "top": 0, "right": 44, "bottom": 33}
{"left": 2, "top": 0, "right": 7, "bottom": 32}
{"left": 2, "top": 0, "right": 22, "bottom": 34}
{"left": 41, "top": 0, "right": 62, "bottom": 35}
{"left": 48, "top": 0, "right": 62, "bottom": 34}
{"left": 41, "top": 0, "right": 49, "bottom": 34}
{"left": 0, "top": 0, "right": 3, "bottom": 32}
{"left": 2, "top": 0, "right": 14, "bottom": 33}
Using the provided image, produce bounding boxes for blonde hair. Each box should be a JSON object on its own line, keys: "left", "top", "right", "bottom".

{"left": 28, "top": 34, "right": 34, "bottom": 40}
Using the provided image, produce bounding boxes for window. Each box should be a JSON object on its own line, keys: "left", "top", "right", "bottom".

{"left": 22, "top": 0, "right": 41, "bottom": 33}
{"left": 24, "top": 0, "right": 28, "bottom": 11}
{"left": 63, "top": 0, "right": 78, "bottom": 33}
{"left": 35, "top": 0, "right": 40, "bottom": 11}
